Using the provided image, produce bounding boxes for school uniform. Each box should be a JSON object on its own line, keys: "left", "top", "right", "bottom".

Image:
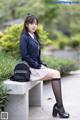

{"left": 20, "top": 32, "right": 60, "bottom": 81}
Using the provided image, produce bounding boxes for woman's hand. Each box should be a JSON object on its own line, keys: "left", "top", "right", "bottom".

{"left": 42, "top": 63, "right": 48, "bottom": 67}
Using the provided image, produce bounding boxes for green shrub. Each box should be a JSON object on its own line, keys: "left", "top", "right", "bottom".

{"left": 0, "top": 24, "right": 23, "bottom": 55}
{"left": 52, "top": 31, "right": 70, "bottom": 49}
{"left": 42, "top": 55, "right": 77, "bottom": 76}
{"left": 59, "top": 37, "right": 69, "bottom": 49}
{"left": 70, "top": 39, "right": 80, "bottom": 48}
{"left": 0, "top": 52, "right": 18, "bottom": 81}
{"left": 70, "top": 34, "right": 80, "bottom": 48}
{"left": 0, "top": 82, "right": 9, "bottom": 112}
{"left": 0, "top": 32, "right": 4, "bottom": 38}
{"left": 0, "top": 24, "right": 52, "bottom": 55}
{"left": 37, "top": 25, "right": 52, "bottom": 47}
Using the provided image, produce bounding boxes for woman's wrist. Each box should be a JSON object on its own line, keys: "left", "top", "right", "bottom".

{"left": 42, "top": 63, "right": 48, "bottom": 67}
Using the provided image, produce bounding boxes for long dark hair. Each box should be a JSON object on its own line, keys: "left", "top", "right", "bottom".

{"left": 21, "top": 14, "right": 39, "bottom": 40}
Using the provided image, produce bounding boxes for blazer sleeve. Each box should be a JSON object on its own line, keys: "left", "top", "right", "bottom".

{"left": 20, "top": 35, "right": 41, "bottom": 69}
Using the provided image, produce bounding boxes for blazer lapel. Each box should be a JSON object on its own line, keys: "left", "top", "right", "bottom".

{"left": 28, "top": 33, "right": 40, "bottom": 45}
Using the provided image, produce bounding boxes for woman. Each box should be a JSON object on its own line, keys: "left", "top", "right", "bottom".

{"left": 20, "top": 14, "right": 70, "bottom": 118}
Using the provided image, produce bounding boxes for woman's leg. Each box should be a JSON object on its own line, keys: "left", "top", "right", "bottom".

{"left": 45, "top": 70, "right": 63, "bottom": 107}
{"left": 39, "top": 69, "right": 69, "bottom": 118}
{"left": 39, "top": 69, "right": 63, "bottom": 106}
{"left": 51, "top": 78, "right": 69, "bottom": 118}
{"left": 51, "top": 78, "right": 63, "bottom": 107}
{"left": 51, "top": 71, "right": 69, "bottom": 118}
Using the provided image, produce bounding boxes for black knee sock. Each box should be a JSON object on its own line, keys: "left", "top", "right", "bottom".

{"left": 51, "top": 78, "right": 63, "bottom": 107}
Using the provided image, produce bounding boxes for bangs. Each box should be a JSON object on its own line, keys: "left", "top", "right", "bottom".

{"left": 26, "top": 15, "right": 38, "bottom": 25}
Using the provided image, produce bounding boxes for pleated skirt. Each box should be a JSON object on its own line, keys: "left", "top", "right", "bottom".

{"left": 30, "top": 65, "right": 60, "bottom": 81}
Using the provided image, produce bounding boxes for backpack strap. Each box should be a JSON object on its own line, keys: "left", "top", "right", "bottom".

{"left": 19, "top": 61, "right": 30, "bottom": 67}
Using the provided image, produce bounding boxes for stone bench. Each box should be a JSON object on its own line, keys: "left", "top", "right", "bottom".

{"left": 4, "top": 79, "right": 43, "bottom": 120}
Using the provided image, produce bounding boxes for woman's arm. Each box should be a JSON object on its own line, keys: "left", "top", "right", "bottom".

{"left": 20, "top": 35, "right": 41, "bottom": 69}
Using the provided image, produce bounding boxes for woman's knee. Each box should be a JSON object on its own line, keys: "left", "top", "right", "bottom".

{"left": 56, "top": 70, "right": 60, "bottom": 76}
{"left": 41, "top": 69, "right": 61, "bottom": 80}
{"left": 51, "top": 70, "right": 61, "bottom": 78}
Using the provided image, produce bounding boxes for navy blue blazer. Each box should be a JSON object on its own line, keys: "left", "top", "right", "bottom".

{"left": 20, "top": 32, "right": 46, "bottom": 69}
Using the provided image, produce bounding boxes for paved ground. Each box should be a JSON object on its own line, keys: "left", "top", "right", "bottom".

{"left": 30, "top": 70, "right": 80, "bottom": 120}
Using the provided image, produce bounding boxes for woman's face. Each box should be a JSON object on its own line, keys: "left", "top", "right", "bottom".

{"left": 26, "top": 19, "right": 38, "bottom": 34}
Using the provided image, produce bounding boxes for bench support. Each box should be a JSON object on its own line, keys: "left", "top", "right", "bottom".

{"left": 29, "top": 81, "right": 43, "bottom": 106}
{"left": 4, "top": 80, "right": 43, "bottom": 120}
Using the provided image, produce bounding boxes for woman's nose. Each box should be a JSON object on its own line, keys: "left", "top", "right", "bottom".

{"left": 32, "top": 23, "right": 37, "bottom": 26}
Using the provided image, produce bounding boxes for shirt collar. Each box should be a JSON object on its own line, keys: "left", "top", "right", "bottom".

{"left": 28, "top": 32, "right": 34, "bottom": 39}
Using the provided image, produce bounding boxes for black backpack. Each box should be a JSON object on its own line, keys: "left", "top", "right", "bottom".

{"left": 10, "top": 61, "right": 31, "bottom": 82}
